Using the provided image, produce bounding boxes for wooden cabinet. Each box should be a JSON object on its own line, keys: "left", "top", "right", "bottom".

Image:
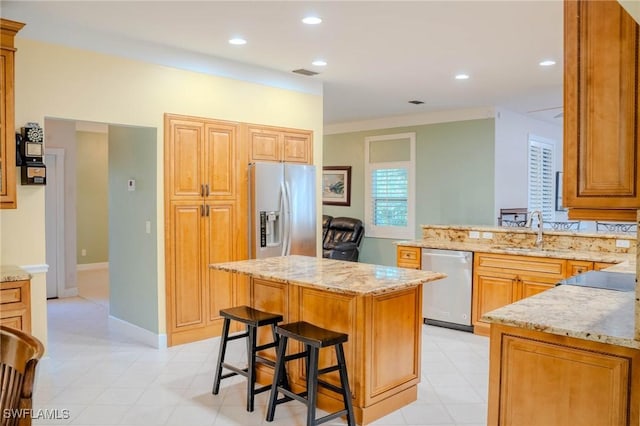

{"left": 396, "top": 245, "right": 421, "bottom": 269}
{"left": 563, "top": 0, "right": 640, "bottom": 221}
{"left": 0, "top": 279, "right": 31, "bottom": 332}
{"left": 247, "top": 124, "right": 312, "bottom": 164}
{"left": 488, "top": 323, "right": 640, "bottom": 426}
{"left": 0, "top": 19, "right": 24, "bottom": 209}
{"left": 473, "top": 253, "right": 566, "bottom": 335}
{"left": 164, "top": 114, "right": 248, "bottom": 346}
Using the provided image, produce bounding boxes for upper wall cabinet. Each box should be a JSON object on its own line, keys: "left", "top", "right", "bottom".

{"left": 247, "top": 124, "right": 312, "bottom": 164}
{"left": 0, "top": 19, "right": 24, "bottom": 209}
{"left": 563, "top": 0, "right": 640, "bottom": 221}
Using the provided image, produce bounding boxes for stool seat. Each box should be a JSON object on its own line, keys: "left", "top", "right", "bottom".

{"left": 276, "top": 321, "right": 347, "bottom": 348}
{"left": 212, "top": 305, "right": 285, "bottom": 412}
{"left": 221, "top": 305, "right": 283, "bottom": 326}
{"left": 266, "top": 321, "right": 355, "bottom": 426}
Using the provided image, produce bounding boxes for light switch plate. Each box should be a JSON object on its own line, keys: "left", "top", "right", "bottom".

{"left": 482, "top": 232, "right": 493, "bottom": 239}
{"left": 469, "top": 231, "right": 480, "bottom": 239}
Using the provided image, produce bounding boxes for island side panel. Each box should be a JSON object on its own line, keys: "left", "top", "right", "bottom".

{"left": 488, "top": 323, "right": 640, "bottom": 426}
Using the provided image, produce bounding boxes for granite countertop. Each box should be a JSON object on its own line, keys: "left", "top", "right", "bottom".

{"left": 0, "top": 265, "right": 31, "bottom": 283}
{"left": 420, "top": 223, "right": 637, "bottom": 239}
{"left": 210, "top": 255, "right": 446, "bottom": 295}
{"left": 396, "top": 239, "right": 634, "bottom": 264}
{"left": 482, "top": 284, "right": 639, "bottom": 349}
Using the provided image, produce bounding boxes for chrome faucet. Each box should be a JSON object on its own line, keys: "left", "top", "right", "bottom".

{"left": 526, "top": 210, "right": 544, "bottom": 249}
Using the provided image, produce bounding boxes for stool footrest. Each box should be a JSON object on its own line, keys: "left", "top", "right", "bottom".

{"left": 277, "top": 387, "right": 308, "bottom": 404}
{"left": 315, "top": 409, "right": 349, "bottom": 425}
{"left": 317, "top": 378, "right": 344, "bottom": 395}
{"left": 255, "top": 341, "right": 278, "bottom": 352}
{"left": 221, "top": 363, "right": 249, "bottom": 378}
{"left": 226, "top": 332, "right": 249, "bottom": 342}
{"left": 317, "top": 365, "right": 340, "bottom": 375}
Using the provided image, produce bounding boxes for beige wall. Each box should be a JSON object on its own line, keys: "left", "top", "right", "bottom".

{"left": 0, "top": 37, "right": 323, "bottom": 345}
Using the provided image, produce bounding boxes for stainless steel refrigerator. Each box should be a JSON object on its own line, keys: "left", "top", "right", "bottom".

{"left": 249, "top": 162, "right": 316, "bottom": 258}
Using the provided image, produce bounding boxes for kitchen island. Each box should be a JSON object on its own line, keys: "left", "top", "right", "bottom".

{"left": 483, "top": 282, "right": 640, "bottom": 425}
{"left": 210, "top": 255, "right": 446, "bottom": 425}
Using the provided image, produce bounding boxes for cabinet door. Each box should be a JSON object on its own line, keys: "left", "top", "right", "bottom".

{"left": 594, "top": 262, "right": 616, "bottom": 271}
{"left": 282, "top": 131, "right": 312, "bottom": 164}
{"left": 519, "top": 276, "right": 556, "bottom": 299}
{"left": 473, "top": 272, "right": 516, "bottom": 327}
{"left": 0, "top": 47, "right": 16, "bottom": 208}
{"left": 205, "top": 202, "right": 235, "bottom": 324}
{"left": 248, "top": 126, "right": 280, "bottom": 162}
{"left": 165, "top": 116, "right": 205, "bottom": 200}
{"left": 167, "top": 203, "right": 206, "bottom": 333}
{"left": 204, "top": 122, "right": 238, "bottom": 199}
{"left": 564, "top": 0, "right": 640, "bottom": 219}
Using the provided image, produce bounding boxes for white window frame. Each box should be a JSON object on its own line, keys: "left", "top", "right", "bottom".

{"left": 527, "top": 134, "right": 556, "bottom": 222}
{"left": 364, "top": 132, "right": 416, "bottom": 239}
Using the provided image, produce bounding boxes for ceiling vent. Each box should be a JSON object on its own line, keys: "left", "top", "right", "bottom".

{"left": 408, "top": 100, "right": 424, "bottom": 105}
{"left": 292, "top": 68, "right": 319, "bottom": 76}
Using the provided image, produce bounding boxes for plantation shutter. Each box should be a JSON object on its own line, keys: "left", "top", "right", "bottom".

{"left": 371, "top": 167, "right": 408, "bottom": 227}
{"left": 527, "top": 140, "right": 554, "bottom": 221}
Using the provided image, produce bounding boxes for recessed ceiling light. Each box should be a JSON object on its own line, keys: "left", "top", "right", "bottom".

{"left": 455, "top": 73, "right": 470, "bottom": 80}
{"left": 312, "top": 59, "right": 327, "bottom": 67}
{"left": 228, "top": 38, "right": 247, "bottom": 45}
{"left": 539, "top": 60, "right": 556, "bottom": 66}
{"left": 302, "top": 16, "right": 322, "bottom": 25}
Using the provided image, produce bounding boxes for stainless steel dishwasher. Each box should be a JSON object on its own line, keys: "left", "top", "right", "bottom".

{"left": 421, "top": 248, "right": 473, "bottom": 332}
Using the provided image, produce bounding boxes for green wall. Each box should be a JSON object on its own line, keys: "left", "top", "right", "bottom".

{"left": 108, "top": 125, "right": 158, "bottom": 333}
{"left": 324, "top": 119, "right": 495, "bottom": 266}
{"left": 76, "top": 131, "right": 109, "bottom": 264}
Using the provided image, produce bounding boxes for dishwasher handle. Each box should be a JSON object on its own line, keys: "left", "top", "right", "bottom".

{"left": 422, "top": 250, "right": 472, "bottom": 264}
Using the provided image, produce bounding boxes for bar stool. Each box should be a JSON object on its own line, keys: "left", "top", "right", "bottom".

{"left": 266, "top": 321, "right": 355, "bottom": 426}
{"left": 212, "top": 305, "right": 286, "bottom": 412}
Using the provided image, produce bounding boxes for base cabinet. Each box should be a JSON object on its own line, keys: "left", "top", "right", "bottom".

{"left": 0, "top": 279, "right": 31, "bottom": 332}
{"left": 488, "top": 324, "right": 640, "bottom": 426}
{"left": 473, "top": 253, "right": 565, "bottom": 335}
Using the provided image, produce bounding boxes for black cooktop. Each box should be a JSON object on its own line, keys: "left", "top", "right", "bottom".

{"left": 557, "top": 270, "right": 636, "bottom": 292}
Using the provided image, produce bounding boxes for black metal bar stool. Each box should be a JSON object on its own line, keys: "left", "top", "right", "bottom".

{"left": 212, "top": 305, "right": 286, "bottom": 412}
{"left": 266, "top": 321, "right": 355, "bottom": 426}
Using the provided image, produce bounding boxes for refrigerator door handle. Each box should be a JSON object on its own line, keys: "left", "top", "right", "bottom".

{"left": 281, "top": 180, "right": 291, "bottom": 255}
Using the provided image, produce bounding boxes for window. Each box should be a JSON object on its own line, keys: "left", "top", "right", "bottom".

{"left": 527, "top": 136, "right": 555, "bottom": 222}
{"left": 364, "top": 133, "right": 415, "bottom": 239}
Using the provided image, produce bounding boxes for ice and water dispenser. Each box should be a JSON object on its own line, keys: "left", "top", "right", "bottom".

{"left": 259, "top": 211, "right": 281, "bottom": 247}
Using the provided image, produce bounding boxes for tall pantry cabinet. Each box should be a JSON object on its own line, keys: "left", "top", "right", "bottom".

{"left": 164, "top": 114, "right": 249, "bottom": 346}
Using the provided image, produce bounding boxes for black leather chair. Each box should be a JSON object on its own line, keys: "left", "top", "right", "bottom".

{"left": 322, "top": 217, "right": 364, "bottom": 262}
{"left": 322, "top": 215, "right": 333, "bottom": 241}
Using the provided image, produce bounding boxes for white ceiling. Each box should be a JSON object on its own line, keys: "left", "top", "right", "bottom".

{"left": 2, "top": 0, "right": 564, "bottom": 126}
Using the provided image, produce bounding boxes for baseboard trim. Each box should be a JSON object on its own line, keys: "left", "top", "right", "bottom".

{"left": 77, "top": 262, "right": 109, "bottom": 271}
{"left": 108, "top": 315, "right": 167, "bottom": 349}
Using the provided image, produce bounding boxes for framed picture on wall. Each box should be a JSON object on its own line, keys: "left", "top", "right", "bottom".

{"left": 322, "top": 166, "right": 351, "bottom": 206}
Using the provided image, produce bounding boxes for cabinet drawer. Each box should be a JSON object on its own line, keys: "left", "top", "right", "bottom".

{"left": 0, "top": 280, "right": 28, "bottom": 306}
{"left": 475, "top": 253, "right": 566, "bottom": 279}
{"left": 396, "top": 246, "right": 421, "bottom": 268}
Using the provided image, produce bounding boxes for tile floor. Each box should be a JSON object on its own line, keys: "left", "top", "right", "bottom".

{"left": 33, "top": 269, "right": 489, "bottom": 425}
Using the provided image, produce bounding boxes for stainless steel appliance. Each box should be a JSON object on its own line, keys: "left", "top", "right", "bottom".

{"left": 249, "top": 162, "right": 316, "bottom": 258}
{"left": 421, "top": 248, "right": 473, "bottom": 332}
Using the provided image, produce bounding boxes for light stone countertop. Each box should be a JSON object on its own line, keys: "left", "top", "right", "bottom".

{"left": 396, "top": 239, "right": 634, "bottom": 264}
{"left": 0, "top": 265, "right": 31, "bottom": 283}
{"left": 210, "top": 255, "right": 446, "bottom": 295}
{"left": 482, "top": 284, "right": 639, "bottom": 349}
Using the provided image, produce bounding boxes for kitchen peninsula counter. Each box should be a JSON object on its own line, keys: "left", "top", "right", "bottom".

{"left": 483, "top": 282, "right": 640, "bottom": 425}
{"left": 210, "top": 255, "right": 446, "bottom": 425}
